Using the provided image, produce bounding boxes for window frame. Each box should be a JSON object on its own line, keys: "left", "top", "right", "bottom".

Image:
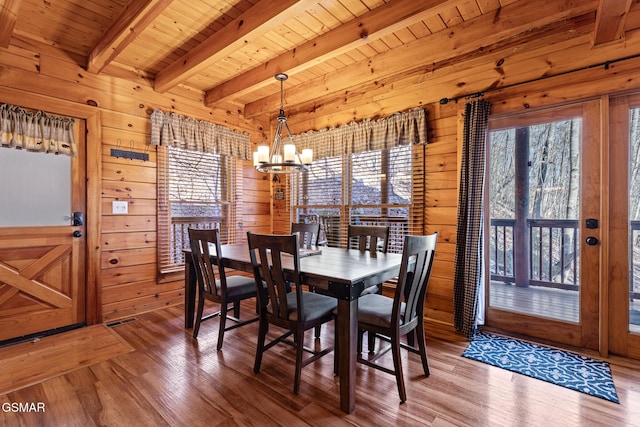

{"left": 292, "top": 143, "right": 422, "bottom": 253}
{"left": 157, "top": 145, "right": 239, "bottom": 275}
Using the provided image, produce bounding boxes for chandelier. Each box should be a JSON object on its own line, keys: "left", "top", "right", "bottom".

{"left": 253, "top": 73, "right": 312, "bottom": 173}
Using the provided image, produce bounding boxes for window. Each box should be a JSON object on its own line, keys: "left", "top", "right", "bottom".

{"left": 293, "top": 143, "right": 422, "bottom": 253}
{"left": 157, "top": 145, "right": 239, "bottom": 273}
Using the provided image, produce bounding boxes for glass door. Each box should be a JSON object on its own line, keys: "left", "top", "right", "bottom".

{"left": 485, "top": 101, "right": 601, "bottom": 349}
{"left": 609, "top": 93, "right": 640, "bottom": 358}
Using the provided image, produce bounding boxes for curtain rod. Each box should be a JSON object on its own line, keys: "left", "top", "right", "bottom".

{"left": 439, "top": 52, "right": 640, "bottom": 105}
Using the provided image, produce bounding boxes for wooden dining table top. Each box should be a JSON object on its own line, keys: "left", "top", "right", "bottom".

{"left": 207, "top": 243, "right": 403, "bottom": 296}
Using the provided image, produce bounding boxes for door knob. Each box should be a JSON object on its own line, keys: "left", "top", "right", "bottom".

{"left": 73, "top": 230, "right": 83, "bottom": 238}
{"left": 585, "top": 236, "right": 598, "bottom": 246}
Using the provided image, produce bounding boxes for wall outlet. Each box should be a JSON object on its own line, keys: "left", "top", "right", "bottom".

{"left": 112, "top": 201, "right": 128, "bottom": 214}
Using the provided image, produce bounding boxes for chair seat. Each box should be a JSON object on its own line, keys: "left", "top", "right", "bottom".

{"left": 357, "top": 294, "right": 405, "bottom": 328}
{"left": 359, "top": 283, "right": 379, "bottom": 296}
{"left": 224, "top": 275, "right": 257, "bottom": 299}
{"left": 268, "top": 291, "right": 337, "bottom": 322}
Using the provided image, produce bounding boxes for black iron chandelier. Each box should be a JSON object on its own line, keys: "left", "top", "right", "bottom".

{"left": 253, "top": 73, "right": 312, "bottom": 173}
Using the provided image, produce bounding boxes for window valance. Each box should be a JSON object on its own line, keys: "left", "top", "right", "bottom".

{"left": 150, "top": 109, "right": 251, "bottom": 161}
{"left": 294, "top": 108, "right": 427, "bottom": 160}
{"left": 0, "top": 104, "right": 77, "bottom": 157}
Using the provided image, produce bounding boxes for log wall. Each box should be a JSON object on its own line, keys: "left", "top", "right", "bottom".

{"left": 274, "top": 20, "right": 640, "bottom": 326}
{"left": 4, "top": 20, "right": 640, "bottom": 326}
{"left": 0, "top": 38, "right": 270, "bottom": 322}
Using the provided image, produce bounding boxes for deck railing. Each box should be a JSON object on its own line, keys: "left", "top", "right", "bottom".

{"left": 299, "top": 214, "right": 409, "bottom": 253}
{"left": 492, "top": 219, "right": 640, "bottom": 301}
{"left": 169, "top": 216, "right": 222, "bottom": 265}
{"left": 351, "top": 215, "right": 409, "bottom": 253}
{"left": 490, "top": 218, "right": 580, "bottom": 291}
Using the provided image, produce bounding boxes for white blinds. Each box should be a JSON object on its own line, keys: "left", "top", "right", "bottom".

{"left": 157, "top": 145, "right": 237, "bottom": 273}
{"left": 293, "top": 140, "right": 424, "bottom": 254}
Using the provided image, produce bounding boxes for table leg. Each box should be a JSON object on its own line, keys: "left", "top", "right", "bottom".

{"left": 184, "top": 254, "right": 196, "bottom": 329}
{"left": 337, "top": 297, "right": 358, "bottom": 413}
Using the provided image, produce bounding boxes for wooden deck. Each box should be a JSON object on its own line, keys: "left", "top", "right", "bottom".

{"left": 1, "top": 304, "right": 639, "bottom": 426}
{"left": 490, "top": 281, "right": 640, "bottom": 333}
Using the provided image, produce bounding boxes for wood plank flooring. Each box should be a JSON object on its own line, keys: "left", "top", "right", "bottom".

{"left": 1, "top": 304, "right": 639, "bottom": 426}
{"left": 0, "top": 324, "right": 133, "bottom": 396}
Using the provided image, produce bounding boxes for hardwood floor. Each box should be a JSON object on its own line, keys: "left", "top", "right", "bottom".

{"left": 0, "top": 324, "right": 133, "bottom": 396}
{"left": 1, "top": 303, "right": 639, "bottom": 426}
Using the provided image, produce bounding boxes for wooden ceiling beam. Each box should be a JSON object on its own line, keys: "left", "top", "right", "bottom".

{"left": 154, "top": 0, "right": 307, "bottom": 93}
{"left": 243, "top": 0, "right": 596, "bottom": 119}
{"left": 0, "top": 0, "right": 22, "bottom": 48}
{"left": 86, "top": 0, "right": 174, "bottom": 74}
{"left": 593, "top": 0, "right": 632, "bottom": 46}
{"left": 203, "top": 0, "right": 453, "bottom": 107}
{"left": 286, "top": 15, "right": 599, "bottom": 130}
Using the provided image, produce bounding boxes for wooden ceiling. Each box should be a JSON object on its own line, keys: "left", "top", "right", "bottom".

{"left": 0, "top": 0, "right": 635, "bottom": 126}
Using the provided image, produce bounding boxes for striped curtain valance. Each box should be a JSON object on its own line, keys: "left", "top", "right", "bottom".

{"left": 0, "top": 104, "right": 77, "bottom": 157}
{"left": 150, "top": 109, "right": 251, "bottom": 161}
{"left": 294, "top": 108, "right": 427, "bottom": 160}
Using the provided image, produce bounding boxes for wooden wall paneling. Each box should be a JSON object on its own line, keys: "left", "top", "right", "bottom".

{"left": 427, "top": 207, "right": 458, "bottom": 225}
{"left": 100, "top": 280, "right": 183, "bottom": 305}
{"left": 242, "top": 201, "right": 271, "bottom": 216}
{"left": 101, "top": 216, "right": 156, "bottom": 233}
{"left": 101, "top": 130, "right": 162, "bottom": 320}
{"left": 424, "top": 294, "right": 454, "bottom": 324}
{"left": 427, "top": 188, "right": 458, "bottom": 208}
{"left": 102, "top": 162, "right": 157, "bottom": 183}
{"left": 428, "top": 276, "right": 455, "bottom": 299}
{"left": 38, "top": 53, "right": 258, "bottom": 130}
{"left": 101, "top": 247, "right": 157, "bottom": 270}
{"left": 0, "top": 45, "right": 39, "bottom": 72}
{"left": 102, "top": 127, "right": 155, "bottom": 149}
{"left": 101, "top": 181, "right": 156, "bottom": 199}
{"left": 429, "top": 224, "right": 457, "bottom": 247}
{"left": 102, "top": 264, "right": 157, "bottom": 288}
{"left": 425, "top": 169, "right": 458, "bottom": 191}
{"left": 0, "top": 39, "right": 265, "bottom": 324}
{"left": 101, "top": 231, "right": 157, "bottom": 252}
{"left": 489, "top": 54, "right": 640, "bottom": 115}
{"left": 242, "top": 186, "right": 271, "bottom": 202}
{"left": 243, "top": 156, "right": 271, "bottom": 236}
{"left": 101, "top": 287, "right": 183, "bottom": 322}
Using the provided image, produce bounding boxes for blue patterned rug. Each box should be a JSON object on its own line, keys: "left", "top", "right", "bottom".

{"left": 462, "top": 332, "right": 619, "bottom": 403}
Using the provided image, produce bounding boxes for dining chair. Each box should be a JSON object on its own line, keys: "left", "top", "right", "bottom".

{"left": 292, "top": 222, "right": 326, "bottom": 337}
{"left": 348, "top": 224, "right": 390, "bottom": 295}
{"left": 291, "top": 222, "right": 320, "bottom": 249}
{"left": 188, "top": 228, "right": 258, "bottom": 350}
{"left": 247, "top": 232, "right": 337, "bottom": 394}
{"left": 348, "top": 224, "right": 390, "bottom": 257}
{"left": 347, "top": 224, "right": 392, "bottom": 350}
{"left": 355, "top": 232, "right": 437, "bottom": 402}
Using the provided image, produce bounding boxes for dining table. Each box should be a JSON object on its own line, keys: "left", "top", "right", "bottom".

{"left": 183, "top": 243, "right": 403, "bottom": 414}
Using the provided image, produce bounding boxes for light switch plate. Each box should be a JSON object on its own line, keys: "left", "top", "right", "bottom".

{"left": 112, "top": 201, "right": 128, "bottom": 214}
